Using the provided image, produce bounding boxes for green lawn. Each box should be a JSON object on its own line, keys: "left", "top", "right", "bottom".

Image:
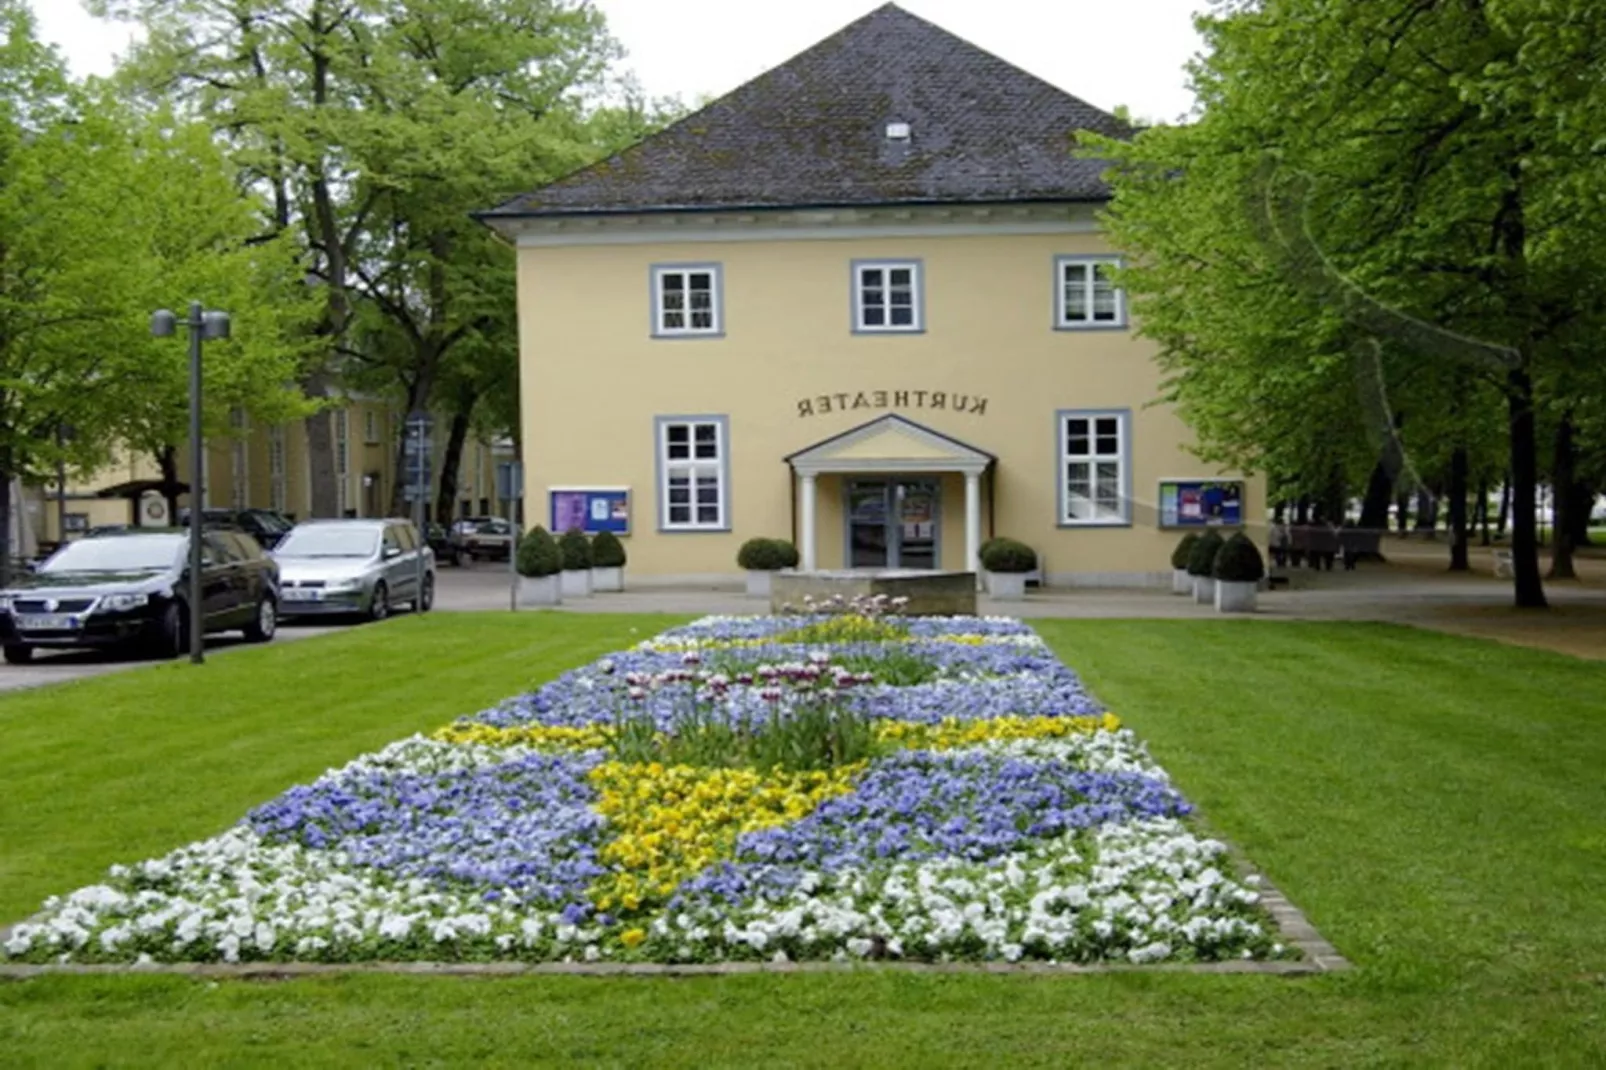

{"left": 4, "top": 618, "right": 1605, "bottom": 1066}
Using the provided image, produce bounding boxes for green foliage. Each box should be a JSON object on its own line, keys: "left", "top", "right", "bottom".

{"left": 1211, "top": 533, "right": 1266, "bottom": 583}
{"left": 979, "top": 538, "right": 1036, "bottom": 573}
{"left": 776, "top": 614, "right": 910, "bottom": 645}
{"left": 603, "top": 702, "right": 882, "bottom": 774}
{"left": 515, "top": 526, "right": 561, "bottom": 577}
{"left": 1170, "top": 533, "right": 1201, "bottom": 570}
{"left": 558, "top": 528, "right": 592, "bottom": 571}
{"left": 736, "top": 537, "right": 798, "bottom": 571}
{"left": 1186, "top": 531, "right": 1225, "bottom": 577}
{"left": 590, "top": 530, "right": 626, "bottom": 568}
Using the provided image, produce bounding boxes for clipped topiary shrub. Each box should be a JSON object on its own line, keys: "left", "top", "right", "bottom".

{"left": 591, "top": 530, "right": 627, "bottom": 568}
{"left": 559, "top": 528, "right": 592, "bottom": 571}
{"left": 1170, "top": 532, "right": 1201, "bottom": 570}
{"left": 980, "top": 537, "right": 1037, "bottom": 573}
{"left": 737, "top": 537, "right": 799, "bottom": 571}
{"left": 516, "top": 526, "right": 562, "bottom": 577}
{"left": 1186, "top": 530, "right": 1225, "bottom": 577}
{"left": 1212, "top": 532, "right": 1266, "bottom": 583}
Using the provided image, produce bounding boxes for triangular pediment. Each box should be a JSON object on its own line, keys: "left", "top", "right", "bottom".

{"left": 786, "top": 415, "right": 993, "bottom": 475}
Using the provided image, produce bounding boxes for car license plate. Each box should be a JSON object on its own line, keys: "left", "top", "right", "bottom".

{"left": 283, "top": 589, "right": 322, "bottom": 602}
{"left": 16, "top": 614, "right": 78, "bottom": 630}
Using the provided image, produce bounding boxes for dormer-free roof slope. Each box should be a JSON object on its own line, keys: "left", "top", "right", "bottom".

{"left": 484, "top": 3, "right": 1129, "bottom": 219}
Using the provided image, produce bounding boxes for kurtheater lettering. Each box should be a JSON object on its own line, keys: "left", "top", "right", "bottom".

{"left": 797, "top": 390, "right": 989, "bottom": 418}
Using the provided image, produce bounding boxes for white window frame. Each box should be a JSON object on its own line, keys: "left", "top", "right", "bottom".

{"left": 1055, "top": 256, "right": 1126, "bottom": 330}
{"left": 852, "top": 259, "right": 923, "bottom": 333}
{"left": 364, "top": 410, "right": 380, "bottom": 444}
{"left": 228, "top": 408, "right": 248, "bottom": 510}
{"left": 651, "top": 264, "right": 723, "bottom": 338}
{"left": 1058, "top": 409, "right": 1131, "bottom": 526}
{"left": 656, "top": 416, "right": 729, "bottom": 532}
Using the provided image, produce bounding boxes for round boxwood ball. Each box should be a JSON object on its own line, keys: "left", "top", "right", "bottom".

{"left": 979, "top": 537, "right": 1037, "bottom": 573}
{"left": 1171, "top": 532, "right": 1201, "bottom": 570}
{"left": 737, "top": 537, "right": 798, "bottom": 571}
{"left": 1212, "top": 532, "right": 1266, "bottom": 583}
{"left": 1186, "top": 530, "right": 1225, "bottom": 577}
{"left": 591, "top": 530, "right": 627, "bottom": 568}
{"left": 515, "top": 526, "right": 562, "bottom": 578}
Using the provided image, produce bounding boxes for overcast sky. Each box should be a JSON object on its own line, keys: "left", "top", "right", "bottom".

{"left": 31, "top": 0, "right": 1208, "bottom": 123}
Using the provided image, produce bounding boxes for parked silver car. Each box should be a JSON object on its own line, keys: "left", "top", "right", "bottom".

{"left": 272, "top": 519, "right": 434, "bottom": 621}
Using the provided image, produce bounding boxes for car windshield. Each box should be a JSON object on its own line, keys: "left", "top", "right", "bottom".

{"left": 40, "top": 534, "right": 183, "bottom": 574}
{"left": 245, "top": 511, "right": 293, "bottom": 534}
{"left": 477, "top": 520, "right": 510, "bottom": 534}
{"left": 275, "top": 527, "right": 379, "bottom": 558}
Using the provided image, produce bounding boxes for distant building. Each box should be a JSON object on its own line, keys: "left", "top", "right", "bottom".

{"left": 481, "top": 4, "right": 1261, "bottom": 584}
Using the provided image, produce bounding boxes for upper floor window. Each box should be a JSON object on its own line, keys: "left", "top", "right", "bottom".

{"left": 652, "top": 264, "right": 722, "bottom": 337}
{"left": 1056, "top": 256, "right": 1125, "bottom": 329}
{"left": 853, "top": 260, "right": 923, "bottom": 333}
{"left": 1059, "top": 410, "right": 1131, "bottom": 526}
{"left": 657, "top": 416, "right": 729, "bottom": 531}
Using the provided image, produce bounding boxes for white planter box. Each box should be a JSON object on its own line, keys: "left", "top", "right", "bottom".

{"left": 561, "top": 569, "right": 592, "bottom": 598}
{"left": 746, "top": 570, "right": 774, "bottom": 598}
{"left": 591, "top": 566, "right": 623, "bottom": 592}
{"left": 1215, "top": 579, "right": 1258, "bottom": 613}
{"left": 986, "top": 571, "right": 1027, "bottom": 600}
{"left": 1172, "top": 568, "right": 1192, "bottom": 595}
{"left": 517, "top": 574, "right": 562, "bottom": 608}
{"left": 1192, "top": 575, "right": 1215, "bottom": 605}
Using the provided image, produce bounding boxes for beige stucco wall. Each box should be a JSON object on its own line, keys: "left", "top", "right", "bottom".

{"left": 515, "top": 227, "right": 1262, "bottom": 583}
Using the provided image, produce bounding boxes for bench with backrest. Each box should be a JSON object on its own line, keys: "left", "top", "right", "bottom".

{"left": 1338, "top": 527, "right": 1385, "bottom": 569}
{"left": 1289, "top": 525, "right": 1341, "bottom": 570}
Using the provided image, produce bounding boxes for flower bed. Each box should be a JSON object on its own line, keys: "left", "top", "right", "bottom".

{"left": 2, "top": 612, "right": 1291, "bottom": 968}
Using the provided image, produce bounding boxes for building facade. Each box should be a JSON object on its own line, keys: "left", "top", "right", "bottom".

{"left": 484, "top": 4, "right": 1261, "bottom": 585}
{"left": 28, "top": 399, "right": 514, "bottom": 547}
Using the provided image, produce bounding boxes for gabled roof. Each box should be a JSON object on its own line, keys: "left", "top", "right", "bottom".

{"left": 786, "top": 414, "right": 994, "bottom": 475}
{"left": 484, "top": 3, "right": 1129, "bottom": 220}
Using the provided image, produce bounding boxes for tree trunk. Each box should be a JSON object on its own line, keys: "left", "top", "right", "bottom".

{"left": 1359, "top": 457, "right": 1394, "bottom": 530}
{"left": 1547, "top": 414, "right": 1577, "bottom": 580}
{"left": 0, "top": 443, "right": 13, "bottom": 588}
{"left": 158, "top": 445, "right": 181, "bottom": 522}
{"left": 434, "top": 408, "right": 473, "bottom": 527}
{"left": 1395, "top": 490, "right": 1411, "bottom": 535}
{"left": 1448, "top": 447, "right": 1469, "bottom": 571}
{"left": 387, "top": 368, "right": 439, "bottom": 518}
{"left": 1477, "top": 478, "right": 1491, "bottom": 546}
{"left": 1414, "top": 488, "right": 1439, "bottom": 538}
{"left": 1566, "top": 482, "right": 1593, "bottom": 549}
{"left": 1496, "top": 475, "right": 1511, "bottom": 540}
{"left": 1506, "top": 369, "right": 1547, "bottom": 608}
{"left": 304, "top": 404, "right": 338, "bottom": 519}
{"left": 1295, "top": 498, "right": 1311, "bottom": 525}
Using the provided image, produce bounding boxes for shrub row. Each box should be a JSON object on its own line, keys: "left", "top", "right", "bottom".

{"left": 1177, "top": 530, "right": 1264, "bottom": 582}
{"left": 516, "top": 528, "right": 628, "bottom": 578}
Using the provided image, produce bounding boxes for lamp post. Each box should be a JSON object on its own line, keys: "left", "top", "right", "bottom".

{"left": 151, "top": 302, "right": 231, "bottom": 665}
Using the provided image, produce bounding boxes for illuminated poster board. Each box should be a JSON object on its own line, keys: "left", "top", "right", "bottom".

{"left": 1158, "top": 480, "right": 1244, "bottom": 529}
{"left": 549, "top": 487, "right": 630, "bottom": 535}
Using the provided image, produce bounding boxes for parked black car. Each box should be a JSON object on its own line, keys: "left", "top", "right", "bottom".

{"left": 177, "top": 508, "right": 295, "bottom": 549}
{"left": 0, "top": 529, "right": 280, "bottom": 663}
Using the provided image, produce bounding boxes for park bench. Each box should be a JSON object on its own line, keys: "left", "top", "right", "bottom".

{"left": 1493, "top": 549, "right": 1514, "bottom": 577}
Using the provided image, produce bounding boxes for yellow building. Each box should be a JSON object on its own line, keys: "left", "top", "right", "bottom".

{"left": 482, "top": 4, "right": 1261, "bottom": 586}
{"left": 29, "top": 399, "right": 514, "bottom": 547}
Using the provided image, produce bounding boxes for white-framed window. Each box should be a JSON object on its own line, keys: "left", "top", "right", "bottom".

{"left": 1059, "top": 410, "right": 1130, "bottom": 525}
{"left": 268, "top": 426, "right": 287, "bottom": 514}
{"left": 651, "top": 264, "right": 722, "bottom": 337}
{"left": 364, "top": 410, "right": 379, "bottom": 444}
{"left": 657, "top": 416, "right": 728, "bottom": 531}
{"left": 228, "top": 408, "right": 248, "bottom": 510}
{"left": 852, "top": 260, "right": 922, "bottom": 332}
{"left": 1056, "top": 256, "right": 1125, "bottom": 329}
{"left": 334, "top": 409, "right": 350, "bottom": 517}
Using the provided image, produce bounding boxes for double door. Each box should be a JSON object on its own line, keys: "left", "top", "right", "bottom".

{"left": 847, "top": 479, "right": 939, "bottom": 570}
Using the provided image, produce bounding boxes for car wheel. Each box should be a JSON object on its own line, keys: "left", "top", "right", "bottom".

{"left": 243, "top": 596, "right": 277, "bottom": 643}
{"left": 151, "top": 602, "right": 186, "bottom": 660}
{"left": 369, "top": 581, "right": 390, "bottom": 622}
{"left": 4, "top": 644, "right": 33, "bottom": 665}
{"left": 417, "top": 574, "right": 434, "bottom": 613}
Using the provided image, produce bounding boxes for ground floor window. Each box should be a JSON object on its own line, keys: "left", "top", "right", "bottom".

{"left": 1059, "top": 409, "right": 1131, "bottom": 525}
{"left": 657, "top": 416, "right": 729, "bottom": 531}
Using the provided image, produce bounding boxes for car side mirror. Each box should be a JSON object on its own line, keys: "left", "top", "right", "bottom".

{"left": 383, "top": 545, "right": 401, "bottom": 559}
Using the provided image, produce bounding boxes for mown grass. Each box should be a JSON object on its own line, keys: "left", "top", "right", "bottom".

{"left": 4, "top": 618, "right": 1605, "bottom": 1066}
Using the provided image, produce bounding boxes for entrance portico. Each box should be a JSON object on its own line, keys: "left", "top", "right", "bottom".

{"left": 785, "top": 415, "right": 994, "bottom": 574}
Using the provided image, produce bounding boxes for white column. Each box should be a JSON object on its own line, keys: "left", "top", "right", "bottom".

{"left": 964, "top": 469, "right": 981, "bottom": 577}
{"left": 800, "top": 472, "right": 818, "bottom": 572}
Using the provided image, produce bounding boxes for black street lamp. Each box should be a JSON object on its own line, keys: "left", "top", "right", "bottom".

{"left": 151, "top": 302, "right": 231, "bottom": 665}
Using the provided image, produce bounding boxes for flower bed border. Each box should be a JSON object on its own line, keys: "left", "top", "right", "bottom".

{"left": 0, "top": 863, "right": 1348, "bottom": 978}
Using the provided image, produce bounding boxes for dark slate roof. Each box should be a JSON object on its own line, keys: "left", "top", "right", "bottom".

{"left": 484, "top": 3, "right": 1129, "bottom": 219}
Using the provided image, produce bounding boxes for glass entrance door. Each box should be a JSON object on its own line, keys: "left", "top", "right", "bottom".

{"left": 846, "top": 479, "right": 940, "bottom": 569}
